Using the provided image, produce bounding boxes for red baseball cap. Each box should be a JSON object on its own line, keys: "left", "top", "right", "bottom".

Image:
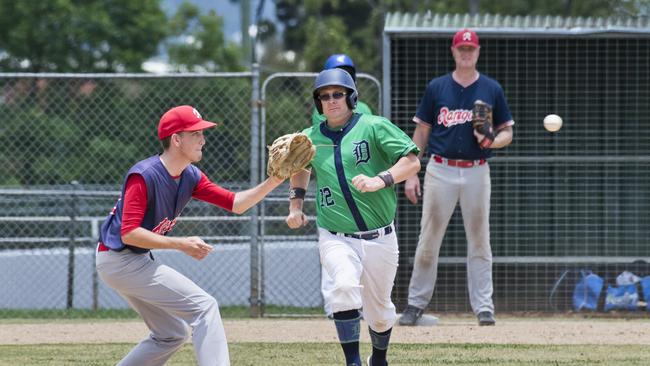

{"left": 452, "top": 28, "right": 480, "bottom": 48}
{"left": 157, "top": 105, "right": 220, "bottom": 140}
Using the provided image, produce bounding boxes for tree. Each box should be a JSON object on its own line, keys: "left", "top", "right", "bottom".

{"left": 0, "top": 0, "right": 167, "bottom": 72}
{"left": 166, "top": 1, "right": 244, "bottom": 72}
{"left": 271, "top": 0, "right": 650, "bottom": 77}
{"left": 271, "top": 0, "right": 469, "bottom": 74}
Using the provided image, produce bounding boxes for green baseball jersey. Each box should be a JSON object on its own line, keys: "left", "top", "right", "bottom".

{"left": 311, "top": 100, "right": 373, "bottom": 126}
{"left": 303, "top": 113, "right": 419, "bottom": 233}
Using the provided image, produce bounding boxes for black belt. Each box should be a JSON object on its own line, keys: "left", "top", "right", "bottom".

{"left": 97, "top": 242, "right": 154, "bottom": 260}
{"left": 329, "top": 225, "right": 393, "bottom": 240}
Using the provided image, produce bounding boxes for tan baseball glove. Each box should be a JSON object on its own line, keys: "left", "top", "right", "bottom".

{"left": 267, "top": 133, "right": 316, "bottom": 179}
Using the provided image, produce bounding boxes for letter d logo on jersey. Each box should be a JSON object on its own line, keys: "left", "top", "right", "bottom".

{"left": 352, "top": 140, "right": 370, "bottom": 165}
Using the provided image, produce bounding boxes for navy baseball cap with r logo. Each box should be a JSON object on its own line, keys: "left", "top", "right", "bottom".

{"left": 157, "top": 105, "right": 220, "bottom": 140}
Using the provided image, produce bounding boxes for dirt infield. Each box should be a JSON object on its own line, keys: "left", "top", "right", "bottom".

{"left": 2, "top": 314, "right": 650, "bottom": 345}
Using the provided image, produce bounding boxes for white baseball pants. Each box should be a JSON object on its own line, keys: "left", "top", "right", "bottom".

{"left": 318, "top": 226, "right": 399, "bottom": 332}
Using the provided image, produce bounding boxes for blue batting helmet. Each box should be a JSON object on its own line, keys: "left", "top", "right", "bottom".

{"left": 324, "top": 54, "right": 356, "bottom": 81}
{"left": 313, "top": 68, "right": 358, "bottom": 114}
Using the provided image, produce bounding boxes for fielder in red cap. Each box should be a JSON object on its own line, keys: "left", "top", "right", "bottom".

{"left": 96, "top": 105, "right": 285, "bottom": 365}
{"left": 157, "top": 105, "right": 221, "bottom": 140}
{"left": 399, "top": 28, "right": 515, "bottom": 328}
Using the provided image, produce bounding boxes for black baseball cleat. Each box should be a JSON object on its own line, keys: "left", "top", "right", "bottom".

{"left": 367, "top": 355, "right": 388, "bottom": 366}
{"left": 398, "top": 305, "right": 424, "bottom": 326}
{"left": 477, "top": 311, "right": 496, "bottom": 326}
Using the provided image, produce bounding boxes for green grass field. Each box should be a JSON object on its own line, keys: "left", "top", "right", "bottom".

{"left": 0, "top": 306, "right": 322, "bottom": 321}
{"left": 2, "top": 310, "right": 649, "bottom": 365}
{"left": 0, "top": 343, "right": 647, "bottom": 366}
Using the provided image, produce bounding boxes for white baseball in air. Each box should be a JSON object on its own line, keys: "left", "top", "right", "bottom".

{"left": 543, "top": 114, "right": 563, "bottom": 132}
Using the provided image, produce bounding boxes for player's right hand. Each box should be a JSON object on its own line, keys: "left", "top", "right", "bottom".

{"left": 179, "top": 236, "right": 213, "bottom": 260}
{"left": 404, "top": 175, "right": 421, "bottom": 204}
{"left": 286, "top": 209, "right": 308, "bottom": 229}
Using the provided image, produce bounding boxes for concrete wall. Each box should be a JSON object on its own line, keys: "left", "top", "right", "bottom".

{"left": 0, "top": 242, "right": 322, "bottom": 309}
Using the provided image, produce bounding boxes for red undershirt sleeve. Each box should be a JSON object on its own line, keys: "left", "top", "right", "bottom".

{"left": 192, "top": 171, "right": 235, "bottom": 211}
{"left": 120, "top": 174, "right": 147, "bottom": 236}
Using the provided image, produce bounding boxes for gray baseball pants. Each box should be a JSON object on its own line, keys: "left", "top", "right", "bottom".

{"left": 407, "top": 159, "right": 494, "bottom": 314}
{"left": 96, "top": 248, "right": 229, "bottom": 366}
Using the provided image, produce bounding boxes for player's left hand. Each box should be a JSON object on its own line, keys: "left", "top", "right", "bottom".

{"left": 286, "top": 209, "right": 308, "bottom": 229}
{"left": 351, "top": 174, "right": 385, "bottom": 193}
{"left": 473, "top": 129, "right": 494, "bottom": 148}
{"left": 179, "top": 236, "right": 213, "bottom": 260}
{"left": 473, "top": 129, "right": 484, "bottom": 141}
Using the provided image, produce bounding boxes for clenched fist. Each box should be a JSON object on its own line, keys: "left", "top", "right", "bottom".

{"left": 351, "top": 174, "right": 385, "bottom": 193}
{"left": 286, "top": 209, "right": 308, "bottom": 229}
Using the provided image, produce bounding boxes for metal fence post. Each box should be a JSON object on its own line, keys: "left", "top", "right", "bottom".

{"left": 66, "top": 180, "right": 79, "bottom": 309}
{"left": 249, "top": 63, "right": 262, "bottom": 317}
{"left": 91, "top": 219, "right": 99, "bottom": 311}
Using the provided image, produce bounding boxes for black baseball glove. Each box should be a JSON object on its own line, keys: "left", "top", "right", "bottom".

{"left": 472, "top": 100, "right": 495, "bottom": 149}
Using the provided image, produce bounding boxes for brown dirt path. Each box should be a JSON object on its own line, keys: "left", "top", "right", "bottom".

{"left": 2, "top": 315, "right": 649, "bottom": 345}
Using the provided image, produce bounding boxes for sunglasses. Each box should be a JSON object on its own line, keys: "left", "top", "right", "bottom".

{"left": 318, "top": 91, "right": 347, "bottom": 102}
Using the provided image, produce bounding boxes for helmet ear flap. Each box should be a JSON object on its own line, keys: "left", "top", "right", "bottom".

{"left": 346, "top": 89, "right": 358, "bottom": 110}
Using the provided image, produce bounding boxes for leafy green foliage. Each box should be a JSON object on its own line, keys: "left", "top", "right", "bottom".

{"left": 166, "top": 1, "right": 244, "bottom": 72}
{"left": 271, "top": 0, "right": 650, "bottom": 76}
{"left": 0, "top": 0, "right": 167, "bottom": 72}
{"left": 0, "top": 75, "right": 252, "bottom": 186}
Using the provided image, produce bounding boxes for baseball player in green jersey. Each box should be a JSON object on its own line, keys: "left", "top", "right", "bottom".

{"left": 311, "top": 54, "right": 373, "bottom": 127}
{"left": 286, "top": 68, "right": 420, "bottom": 366}
{"left": 315, "top": 54, "right": 374, "bottom": 319}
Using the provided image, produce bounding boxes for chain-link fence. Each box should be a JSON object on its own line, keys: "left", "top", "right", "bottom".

{"left": 0, "top": 72, "right": 259, "bottom": 317}
{"left": 3, "top": 60, "right": 649, "bottom": 318}
{"left": 0, "top": 71, "right": 382, "bottom": 318}
{"left": 387, "top": 26, "right": 650, "bottom": 313}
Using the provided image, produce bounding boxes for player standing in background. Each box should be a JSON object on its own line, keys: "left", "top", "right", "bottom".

{"left": 398, "top": 28, "right": 514, "bottom": 327}
{"left": 311, "top": 54, "right": 373, "bottom": 126}
{"left": 287, "top": 68, "right": 420, "bottom": 366}
{"left": 96, "top": 105, "right": 285, "bottom": 366}
{"left": 314, "top": 54, "right": 375, "bottom": 318}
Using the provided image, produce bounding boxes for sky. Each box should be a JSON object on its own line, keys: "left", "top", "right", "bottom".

{"left": 146, "top": 0, "right": 276, "bottom": 72}
{"left": 162, "top": 0, "right": 277, "bottom": 43}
